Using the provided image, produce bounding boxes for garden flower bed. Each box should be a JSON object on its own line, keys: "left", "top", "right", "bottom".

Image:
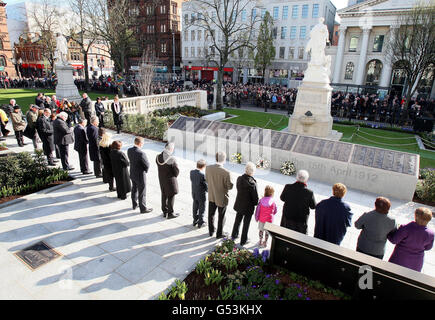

{"left": 0, "top": 150, "right": 71, "bottom": 203}
{"left": 159, "top": 239, "right": 350, "bottom": 300}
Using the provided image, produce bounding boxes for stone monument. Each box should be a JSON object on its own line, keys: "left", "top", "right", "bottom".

{"left": 288, "top": 18, "right": 342, "bottom": 140}
{"left": 54, "top": 33, "right": 81, "bottom": 102}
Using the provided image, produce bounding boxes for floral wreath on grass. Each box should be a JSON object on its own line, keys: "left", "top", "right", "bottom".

{"left": 230, "top": 152, "right": 243, "bottom": 164}
{"left": 255, "top": 156, "right": 270, "bottom": 169}
{"left": 280, "top": 161, "right": 296, "bottom": 176}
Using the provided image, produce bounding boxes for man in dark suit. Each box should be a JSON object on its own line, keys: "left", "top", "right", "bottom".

{"left": 86, "top": 116, "right": 102, "bottom": 177}
{"left": 156, "top": 142, "right": 179, "bottom": 219}
{"left": 53, "top": 112, "right": 74, "bottom": 170}
{"left": 127, "top": 137, "right": 153, "bottom": 214}
{"left": 35, "top": 93, "right": 45, "bottom": 109}
{"left": 73, "top": 118, "right": 91, "bottom": 174}
{"left": 36, "top": 108, "right": 56, "bottom": 166}
{"left": 190, "top": 159, "right": 208, "bottom": 228}
{"left": 280, "top": 170, "right": 316, "bottom": 234}
{"left": 79, "top": 93, "right": 92, "bottom": 126}
{"left": 94, "top": 97, "right": 105, "bottom": 128}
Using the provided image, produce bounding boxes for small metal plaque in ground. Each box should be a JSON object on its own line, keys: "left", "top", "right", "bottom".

{"left": 14, "top": 241, "right": 61, "bottom": 270}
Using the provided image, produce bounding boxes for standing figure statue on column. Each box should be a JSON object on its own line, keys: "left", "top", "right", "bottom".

{"left": 305, "top": 17, "right": 332, "bottom": 76}
{"left": 55, "top": 33, "right": 69, "bottom": 65}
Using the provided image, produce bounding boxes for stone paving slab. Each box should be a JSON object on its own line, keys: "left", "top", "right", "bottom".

{"left": 0, "top": 122, "right": 433, "bottom": 300}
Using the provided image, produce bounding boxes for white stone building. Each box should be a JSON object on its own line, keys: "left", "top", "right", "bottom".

{"left": 331, "top": 0, "right": 435, "bottom": 99}
{"left": 181, "top": 0, "right": 336, "bottom": 86}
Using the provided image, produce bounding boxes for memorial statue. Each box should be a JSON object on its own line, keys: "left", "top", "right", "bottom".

{"left": 305, "top": 18, "right": 332, "bottom": 76}
{"left": 55, "top": 33, "right": 68, "bottom": 65}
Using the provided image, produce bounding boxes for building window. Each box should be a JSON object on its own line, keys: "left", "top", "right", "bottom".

{"left": 161, "top": 24, "right": 166, "bottom": 33}
{"left": 197, "top": 47, "right": 201, "bottom": 57}
{"left": 185, "top": 47, "right": 189, "bottom": 57}
{"left": 191, "top": 47, "right": 195, "bottom": 57}
{"left": 172, "top": 4, "right": 177, "bottom": 14}
{"left": 191, "top": 13, "right": 195, "bottom": 23}
{"left": 279, "top": 47, "right": 285, "bottom": 59}
{"left": 281, "top": 27, "right": 287, "bottom": 39}
{"left": 312, "top": 4, "right": 319, "bottom": 18}
{"left": 146, "top": 6, "right": 153, "bottom": 15}
{"left": 292, "top": 5, "right": 298, "bottom": 19}
{"left": 349, "top": 36, "right": 358, "bottom": 52}
{"left": 302, "top": 5, "right": 308, "bottom": 18}
{"left": 184, "top": 30, "right": 188, "bottom": 41}
{"left": 251, "top": 8, "right": 257, "bottom": 20}
{"left": 373, "top": 35, "right": 384, "bottom": 52}
{"left": 288, "top": 47, "right": 294, "bottom": 59}
{"left": 298, "top": 47, "right": 304, "bottom": 59}
{"left": 282, "top": 6, "right": 288, "bottom": 19}
{"left": 197, "top": 30, "right": 202, "bottom": 41}
{"left": 290, "top": 26, "right": 297, "bottom": 39}
{"left": 272, "top": 27, "right": 277, "bottom": 39}
{"left": 261, "top": 8, "right": 266, "bottom": 18}
{"left": 160, "top": 5, "right": 166, "bottom": 14}
{"left": 366, "top": 60, "right": 383, "bottom": 85}
{"left": 161, "top": 42, "right": 167, "bottom": 53}
{"left": 147, "top": 25, "right": 155, "bottom": 33}
{"left": 273, "top": 7, "right": 279, "bottom": 19}
{"left": 300, "top": 26, "right": 306, "bottom": 39}
{"left": 0, "top": 56, "right": 6, "bottom": 67}
{"left": 0, "top": 40, "right": 3, "bottom": 50}
{"left": 344, "top": 62, "right": 354, "bottom": 80}
{"left": 241, "top": 9, "right": 247, "bottom": 21}
{"left": 184, "top": 14, "right": 188, "bottom": 24}
{"left": 191, "top": 30, "right": 195, "bottom": 41}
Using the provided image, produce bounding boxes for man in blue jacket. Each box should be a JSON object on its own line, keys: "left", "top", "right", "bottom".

{"left": 314, "top": 183, "right": 353, "bottom": 245}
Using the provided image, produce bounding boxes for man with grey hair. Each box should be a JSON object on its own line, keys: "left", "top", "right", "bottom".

{"left": 206, "top": 151, "right": 234, "bottom": 239}
{"left": 190, "top": 159, "right": 208, "bottom": 228}
{"left": 156, "top": 142, "right": 179, "bottom": 219}
{"left": 280, "top": 169, "right": 316, "bottom": 234}
{"left": 74, "top": 118, "right": 91, "bottom": 174}
{"left": 231, "top": 162, "right": 259, "bottom": 246}
{"left": 86, "top": 115, "right": 102, "bottom": 177}
{"left": 53, "top": 111, "right": 74, "bottom": 170}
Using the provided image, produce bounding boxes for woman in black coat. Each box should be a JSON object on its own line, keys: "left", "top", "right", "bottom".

{"left": 99, "top": 131, "right": 115, "bottom": 191}
{"left": 231, "top": 162, "right": 259, "bottom": 246}
{"left": 110, "top": 140, "right": 131, "bottom": 199}
{"left": 111, "top": 95, "right": 123, "bottom": 134}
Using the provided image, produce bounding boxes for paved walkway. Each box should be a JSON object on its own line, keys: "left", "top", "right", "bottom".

{"left": 0, "top": 122, "right": 434, "bottom": 300}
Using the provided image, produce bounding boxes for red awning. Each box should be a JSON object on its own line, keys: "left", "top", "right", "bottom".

{"left": 36, "top": 64, "right": 44, "bottom": 69}
{"left": 72, "top": 64, "right": 84, "bottom": 70}
{"left": 187, "top": 66, "right": 233, "bottom": 72}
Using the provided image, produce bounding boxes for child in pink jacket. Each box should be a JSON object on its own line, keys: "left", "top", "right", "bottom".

{"left": 255, "top": 185, "right": 277, "bottom": 248}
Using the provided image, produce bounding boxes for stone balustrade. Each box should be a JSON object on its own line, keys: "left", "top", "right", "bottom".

{"left": 100, "top": 90, "right": 208, "bottom": 115}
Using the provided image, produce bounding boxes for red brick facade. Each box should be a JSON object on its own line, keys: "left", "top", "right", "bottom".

{"left": 0, "top": 1, "right": 16, "bottom": 77}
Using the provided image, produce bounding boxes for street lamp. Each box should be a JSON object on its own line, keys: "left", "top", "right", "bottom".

{"left": 97, "top": 57, "right": 105, "bottom": 77}
{"left": 180, "top": 62, "right": 184, "bottom": 81}
{"left": 172, "top": 32, "right": 176, "bottom": 81}
{"left": 188, "top": 61, "right": 192, "bottom": 81}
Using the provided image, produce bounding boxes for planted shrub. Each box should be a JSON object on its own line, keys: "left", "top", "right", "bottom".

{"left": 0, "top": 150, "right": 69, "bottom": 198}
{"left": 415, "top": 169, "right": 435, "bottom": 203}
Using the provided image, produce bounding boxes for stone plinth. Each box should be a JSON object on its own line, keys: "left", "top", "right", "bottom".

{"left": 55, "top": 63, "right": 81, "bottom": 102}
{"left": 289, "top": 80, "right": 341, "bottom": 140}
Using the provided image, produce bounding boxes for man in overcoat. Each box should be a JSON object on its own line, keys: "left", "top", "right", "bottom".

{"left": 37, "top": 108, "right": 56, "bottom": 166}
{"left": 205, "top": 151, "right": 233, "bottom": 239}
{"left": 128, "top": 137, "right": 152, "bottom": 214}
{"left": 53, "top": 112, "right": 74, "bottom": 170}
{"left": 73, "top": 118, "right": 91, "bottom": 174}
{"left": 86, "top": 116, "right": 102, "bottom": 177}
{"left": 156, "top": 142, "right": 179, "bottom": 219}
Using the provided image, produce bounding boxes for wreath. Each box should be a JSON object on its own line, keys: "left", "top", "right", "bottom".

{"left": 256, "top": 156, "right": 270, "bottom": 169}
{"left": 230, "top": 152, "right": 242, "bottom": 164}
{"left": 280, "top": 161, "right": 296, "bottom": 176}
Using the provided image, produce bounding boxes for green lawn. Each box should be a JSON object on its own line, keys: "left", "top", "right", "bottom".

{"left": 222, "top": 108, "right": 435, "bottom": 169}
{"left": 223, "top": 108, "right": 288, "bottom": 131}
{"left": 0, "top": 88, "right": 116, "bottom": 114}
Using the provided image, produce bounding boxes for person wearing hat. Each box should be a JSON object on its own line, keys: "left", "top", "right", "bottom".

{"left": 10, "top": 105, "right": 26, "bottom": 147}
{"left": 25, "top": 104, "right": 40, "bottom": 150}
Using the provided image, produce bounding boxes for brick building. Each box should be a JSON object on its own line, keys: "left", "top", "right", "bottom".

{"left": 0, "top": 1, "right": 16, "bottom": 77}
{"left": 129, "top": 0, "right": 184, "bottom": 79}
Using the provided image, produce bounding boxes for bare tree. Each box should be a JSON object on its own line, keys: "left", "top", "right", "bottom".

{"left": 28, "top": 0, "right": 60, "bottom": 72}
{"left": 385, "top": 2, "right": 435, "bottom": 108}
{"left": 136, "top": 48, "right": 157, "bottom": 96}
{"left": 68, "top": 0, "right": 99, "bottom": 91}
{"left": 88, "top": 0, "right": 140, "bottom": 75}
{"left": 186, "top": 0, "right": 260, "bottom": 109}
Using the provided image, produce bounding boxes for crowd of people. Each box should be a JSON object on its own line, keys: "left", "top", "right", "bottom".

{"left": 1, "top": 89, "right": 434, "bottom": 274}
